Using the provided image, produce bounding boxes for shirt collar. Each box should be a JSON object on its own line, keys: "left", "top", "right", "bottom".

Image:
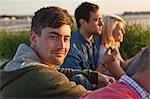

{"left": 119, "top": 75, "right": 150, "bottom": 99}
{"left": 73, "top": 29, "right": 95, "bottom": 47}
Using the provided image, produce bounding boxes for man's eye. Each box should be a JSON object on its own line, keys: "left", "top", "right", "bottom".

{"left": 95, "top": 18, "right": 99, "bottom": 22}
{"left": 95, "top": 18, "right": 102, "bottom": 23}
{"left": 64, "top": 37, "right": 70, "bottom": 42}
{"left": 49, "top": 36, "right": 57, "bottom": 39}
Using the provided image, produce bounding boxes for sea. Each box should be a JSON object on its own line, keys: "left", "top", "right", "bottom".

{"left": 0, "top": 14, "right": 150, "bottom": 32}
{"left": 122, "top": 14, "right": 150, "bottom": 27}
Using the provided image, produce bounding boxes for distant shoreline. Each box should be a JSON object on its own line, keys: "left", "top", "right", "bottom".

{"left": 122, "top": 11, "right": 150, "bottom": 16}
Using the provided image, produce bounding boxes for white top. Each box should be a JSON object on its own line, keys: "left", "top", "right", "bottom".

{"left": 98, "top": 45, "right": 120, "bottom": 65}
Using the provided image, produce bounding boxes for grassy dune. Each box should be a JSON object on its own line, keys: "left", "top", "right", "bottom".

{"left": 121, "top": 23, "right": 150, "bottom": 59}
{"left": 0, "top": 23, "right": 150, "bottom": 60}
{"left": 0, "top": 30, "right": 30, "bottom": 59}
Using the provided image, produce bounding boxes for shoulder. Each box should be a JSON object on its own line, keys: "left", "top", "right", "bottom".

{"left": 71, "top": 29, "right": 80, "bottom": 41}
{"left": 22, "top": 66, "right": 73, "bottom": 92}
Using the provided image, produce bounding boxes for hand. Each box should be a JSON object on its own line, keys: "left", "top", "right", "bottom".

{"left": 100, "top": 47, "right": 118, "bottom": 66}
{"left": 98, "top": 73, "right": 115, "bottom": 88}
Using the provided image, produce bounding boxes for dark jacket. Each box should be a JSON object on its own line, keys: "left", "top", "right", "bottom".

{"left": 0, "top": 44, "right": 99, "bottom": 98}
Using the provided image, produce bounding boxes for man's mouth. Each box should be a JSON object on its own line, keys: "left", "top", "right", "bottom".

{"left": 52, "top": 52, "right": 66, "bottom": 57}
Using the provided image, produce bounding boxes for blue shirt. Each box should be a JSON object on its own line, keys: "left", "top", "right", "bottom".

{"left": 61, "top": 29, "right": 100, "bottom": 70}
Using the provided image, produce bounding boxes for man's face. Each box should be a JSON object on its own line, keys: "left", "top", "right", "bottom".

{"left": 31, "top": 25, "right": 71, "bottom": 66}
{"left": 85, "top": 9, "right": 104, "bottom": 35}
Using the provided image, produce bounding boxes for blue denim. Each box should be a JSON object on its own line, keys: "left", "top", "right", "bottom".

{"left": 61, "top": 29, "right": 100, "bottom": 90}
{"left": 61, "top": 29, "right": 100, "bottom": 70}
{"left": 70, "top": 74, "right": 96, "bottom": 90}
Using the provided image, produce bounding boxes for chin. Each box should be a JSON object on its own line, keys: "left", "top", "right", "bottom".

{"left": 93, "top": 31, "right": 100, "bottom": 35}
{"left": 56, "top": 61, "right": 64, "bottom": 65}
{"left": 55, "top": 59, "right": 64, "bottom": 65}
{"left": 52, "top": 55, "right": 66, "bottom": 64}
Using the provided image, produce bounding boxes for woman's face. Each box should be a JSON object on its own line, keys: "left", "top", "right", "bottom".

{"left": 112, "top": 22, "right": 125, "bottom": 42}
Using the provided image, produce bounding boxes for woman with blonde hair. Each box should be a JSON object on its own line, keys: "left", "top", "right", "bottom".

{"left": 97, "top": 14, "right": 143, "bottom": 79}
{"left": 100, "top": 15, "right": 126, "bottom": 66}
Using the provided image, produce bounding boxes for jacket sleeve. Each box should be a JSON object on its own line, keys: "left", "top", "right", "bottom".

{"left": 58, "top": 68, "right": 99, "bottom": 84}
{"left": 26, "top": 67, "right": 91, "bottom": 98}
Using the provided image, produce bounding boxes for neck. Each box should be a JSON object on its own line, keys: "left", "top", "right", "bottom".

{"left": 132, "top": 73, "right": 150, "bottom": 94}
{"left": 42, "top": 60, "right": 56, "bottom": 68}
{"left": 79, "top": 28, "right": 93, "bottom": 42}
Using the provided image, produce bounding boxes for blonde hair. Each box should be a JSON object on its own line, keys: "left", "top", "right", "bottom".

{"left": 101, "top": 14, "right": 126, "bottom": 49}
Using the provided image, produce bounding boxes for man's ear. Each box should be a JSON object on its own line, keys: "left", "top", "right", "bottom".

{"left": 79, "top": 19, "right": 86, "bottom": 26}
{"left": 29, "top": 31, "right": 38, "bottom": 44}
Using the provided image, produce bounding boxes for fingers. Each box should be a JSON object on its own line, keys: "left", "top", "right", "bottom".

{"left": 98, "top": 73, "right": 116, "bottom": 88}
{"left": 105, "top": 76, "right": 115, "bottom": 85}
{"left": 111, "top": 49, "right": 118, "bottom": 61}
{"left": 108, "top": 77, "right": 116, "bottom": 83}
{"left": 101, "top": 78, "right": 112, "bottom": 86}
{"left": 102, "top": 47, "right": 118, "bottom": 65}
{"left": 105, "top": 47, "right": 112, "bottom": 55}
{"left": 105, "top": 79, "right": 111, "bottom": 85}
{"left": 98, "top": 73, "right": 115, "bottom": 84}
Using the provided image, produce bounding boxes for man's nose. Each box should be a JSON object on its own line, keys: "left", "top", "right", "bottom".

{"left": 99, "top": 19, "right": 104, "bottom": 26}
{"left": 57, "top": 38, "right": 65, "bottom": 49}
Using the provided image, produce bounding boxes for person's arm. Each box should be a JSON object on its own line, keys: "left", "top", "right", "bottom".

{"left": 96, "top": 47, "right": 118, "bottom": 73}
{"left": 97, "top": 61, "right": 126, "bottom": 79}
{"left": 58, "top": 68, "right": 115, "bottom": 85}
{"left": 30, "top": 67, "right": 91, "bottom": 98}
{"left": 58, "top": 68, "right": 98, "bottom": 84}
{"left": 106, "top": 61, "right": 126, "bottom": 79}
{"left": 96, "top": 47, "right": 126, "bottom": 79}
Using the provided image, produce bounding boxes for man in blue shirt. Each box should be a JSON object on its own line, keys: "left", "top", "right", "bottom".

{"left": 62, "top": 29, "right": 100, "bottom": 70}
{"left": 61, "top": 2, "right": 116, "bottom": 90}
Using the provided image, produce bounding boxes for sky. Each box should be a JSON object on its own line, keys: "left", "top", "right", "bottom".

{"left": 0, "top": 0, "right": 150, "bottom": 16}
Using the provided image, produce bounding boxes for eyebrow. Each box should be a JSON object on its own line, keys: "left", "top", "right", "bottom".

{"left": 48, "top": 32, "right": 70, "bottom": 37}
